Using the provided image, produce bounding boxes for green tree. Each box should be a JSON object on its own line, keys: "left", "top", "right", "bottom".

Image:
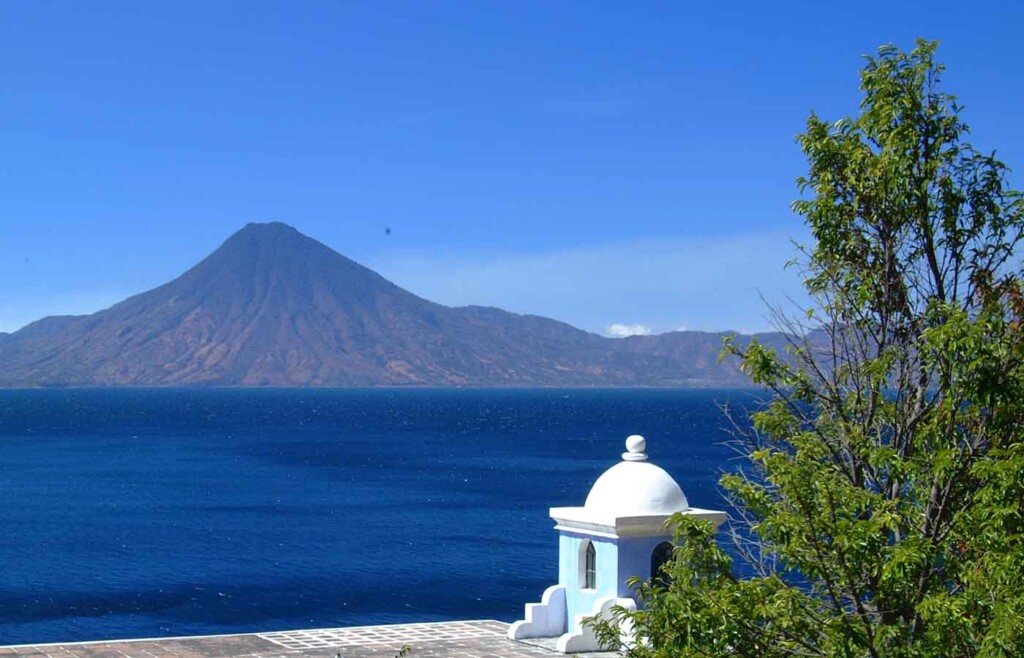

{"left": 592, "top": 40, "right": 1024, "bottom": 658}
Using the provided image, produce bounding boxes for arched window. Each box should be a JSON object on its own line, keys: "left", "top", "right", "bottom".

{"left": 579, "top": 540, "right": 597, "bottom": 590}
{"left": 651, "top": 541, "right": 674, "bottom": 585}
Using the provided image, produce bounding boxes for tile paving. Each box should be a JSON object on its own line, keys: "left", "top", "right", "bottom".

{"left": 0, "top": 620, "right": 618, "bottom": 658}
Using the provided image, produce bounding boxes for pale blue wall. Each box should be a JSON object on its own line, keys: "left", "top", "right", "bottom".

{"left": 615, "top": 534, "right": 674, "bottom": 598}
{"left": 555, "top": 529, "right": 679, "bottom": 631}
{"left": 557, "top": 531, "right": 618, "bottom": 632}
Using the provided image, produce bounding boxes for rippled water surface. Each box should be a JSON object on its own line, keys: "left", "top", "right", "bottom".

{"left": 0, "top": 388, "right": 757, "bottom": 644}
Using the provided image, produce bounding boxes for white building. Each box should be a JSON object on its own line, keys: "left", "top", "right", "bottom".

{"left": 508, "top": 435, "right": 727, "bottom": 653}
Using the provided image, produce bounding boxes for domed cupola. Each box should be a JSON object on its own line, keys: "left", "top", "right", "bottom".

{"left": 583, "top": 435, "right": 689, "bottom": 516}
{"left": 508, "top": 435, "right": 727, "bottom": 653}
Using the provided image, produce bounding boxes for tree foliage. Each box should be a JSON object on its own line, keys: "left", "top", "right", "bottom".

{"left": 592, "top": 40, "right": 1024, "bottom": 658}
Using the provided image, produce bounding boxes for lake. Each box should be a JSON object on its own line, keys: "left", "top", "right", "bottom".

{"left": 0, "top": 388, "right": 760, "bottom": 645}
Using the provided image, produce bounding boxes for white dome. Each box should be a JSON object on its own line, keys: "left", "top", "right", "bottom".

{"left": 583, "top": 435, "right": 689, "bottom": 516}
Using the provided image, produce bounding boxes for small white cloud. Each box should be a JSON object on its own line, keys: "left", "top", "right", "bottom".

{"left": 606, "top": 323, "right": 652, "bottom": 338}
{"left": 674, "top": 324, "right": 689, "bottom": 332}
{"left": 366, "top": 228, "right": 810, "bottom": 335}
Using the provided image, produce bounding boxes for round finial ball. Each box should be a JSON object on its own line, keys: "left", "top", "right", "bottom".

{"left": 625, "top": 434, "right": 646, "bottom": 454}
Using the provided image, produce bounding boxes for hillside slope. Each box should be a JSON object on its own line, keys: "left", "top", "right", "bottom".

{"left": 0, "top": 223, "right": 784, "bottom": 387}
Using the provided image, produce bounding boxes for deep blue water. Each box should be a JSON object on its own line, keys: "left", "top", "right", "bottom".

{"left": 0, "top": 388, "right": 759, "bottom": 645}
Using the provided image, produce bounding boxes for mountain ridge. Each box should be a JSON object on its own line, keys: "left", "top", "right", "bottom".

{"left": 0, "top": 223, "right": 785, "bottom": 387}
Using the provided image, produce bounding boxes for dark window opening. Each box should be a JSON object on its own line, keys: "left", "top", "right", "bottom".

{"left": 584, "top": 541, "right": 597, "bottom": 589}
{"left": 651, "top": 541, "right": 674, "bottom": 585}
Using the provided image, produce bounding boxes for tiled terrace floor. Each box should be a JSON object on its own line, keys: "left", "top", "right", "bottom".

{"left": 0, "top": 620, "right": 618, "bottom": 658}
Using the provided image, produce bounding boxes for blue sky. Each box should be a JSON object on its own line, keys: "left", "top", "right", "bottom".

{"left": 2, "top": 1, "right": 1022, "bottom": 335}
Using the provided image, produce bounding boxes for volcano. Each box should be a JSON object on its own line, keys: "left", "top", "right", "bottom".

{"left": 0, "top": 222, "right": 780, "bottom": 387}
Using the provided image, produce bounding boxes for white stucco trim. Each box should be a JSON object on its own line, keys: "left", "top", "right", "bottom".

{"left": 551, "top": 523, "right": 619, "bottom": 539}
{"left": 555, "top": 595, "right": 637, "bottom": 653}
{"left": 551, "top": 506, "right": 727, "bottom": 538}
{"left": 507, "top": 584, "right": 567, "bottom": 640}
